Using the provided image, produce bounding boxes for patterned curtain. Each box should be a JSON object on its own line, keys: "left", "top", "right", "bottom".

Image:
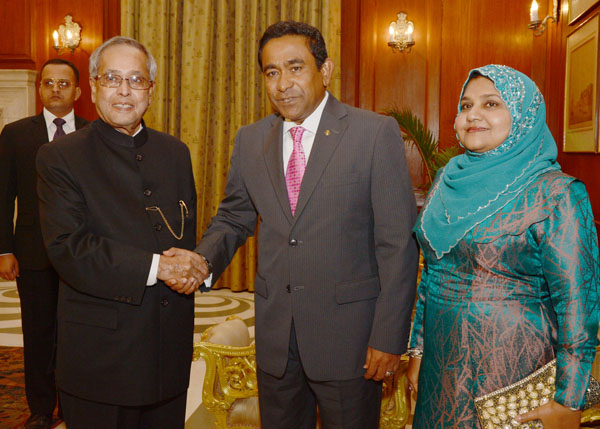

{"left": 121, "top": 0, "right": 341, "bottom": 290}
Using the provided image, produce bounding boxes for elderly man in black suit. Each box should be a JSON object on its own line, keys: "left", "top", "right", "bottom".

{"left": 166, "top": 21, "right": 419, "bottom": 428}
{"left": 36, "top": 36, "right": 205, "bottom": 429}
{"left": 0, "top": 58, "right": 88, "bottom": 429}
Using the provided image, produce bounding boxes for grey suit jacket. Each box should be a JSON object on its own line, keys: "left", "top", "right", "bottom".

{"left": 196, "top": 95, "right": 419, "bottom": 380}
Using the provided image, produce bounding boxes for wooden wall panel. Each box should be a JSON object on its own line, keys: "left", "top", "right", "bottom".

{"left": 341, "top": 0, "right": 443, "bottom": 187}
{"left": 438, "top": 0, "right": 534, "bottom": 148}
{"left": 0, "top": 0, "right": 120, "bottom": 122}
{"left": 340, "top": 0, "right": 360, "bottom": 106}
{"left": 424, "top": 0, "right": 442, "bottom": 139}
{"left": 342, "top": 0, "right": 437, "bottom": 117}
{"left": 372, "top": 0, "right": 427, "bottom": 116}
{"left": 0, "top": 0, "right": 36, "bottom": 68}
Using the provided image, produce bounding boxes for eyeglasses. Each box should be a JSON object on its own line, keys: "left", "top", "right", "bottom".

{"left": 41, "top": 79, "right": 73, "bottom": 89}
{"left": 95, "top": 73, "right": 153, "bottom": 90}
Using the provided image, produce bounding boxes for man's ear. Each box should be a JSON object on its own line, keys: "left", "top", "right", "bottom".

{"left": 320, "top": 58, "right": 334, "bottom": 88}
{"left": 89, "top": 78, "right": 97, "bottom": 104}
{"left": 74, "top": 86, "right": 82, "bottom": 102}
{"left": 147, "top": 82, "right": 155, "bottom": 106}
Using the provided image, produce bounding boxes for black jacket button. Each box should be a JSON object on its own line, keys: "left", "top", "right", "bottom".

{"left": 154, "top": 223, "right": 162, "bottom": 231}
{"left": 289, "top": 239, "right": 298, "bottom": 247}
{"left": 161, "top": 297, "right": 169, "bottom": 307}
{"left": 144, "top": 189, "right": 152, "bottom": 197}
{"left": 136, "top": 154, "right": 143, "bottom": 161}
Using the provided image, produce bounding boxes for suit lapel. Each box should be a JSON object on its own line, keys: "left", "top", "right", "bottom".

{"left": 263, "top": 116, "right": 294, "bottom": 224}
{"left": 31, "top": 114, "right": 49, "bottom": 145}
{"left": 75, "top": 116, "right": 88, "bottom": 130}
{"left": 292, "top": 97, "right": 348, "bottom": 222}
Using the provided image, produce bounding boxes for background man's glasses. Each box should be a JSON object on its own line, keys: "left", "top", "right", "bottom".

{"left": 95, "top": 73, "right": 153, "bottom": 90}
{"left": 41, "top": 79, "right": 72, "bottom": 89}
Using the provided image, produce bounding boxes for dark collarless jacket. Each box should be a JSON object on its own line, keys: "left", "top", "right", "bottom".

{"left": 196, "top": 95, "right": 419, "bottom": 381}
{"left": 0, "top": 113, "right": 89, "bottom": 269}
{"left": 36, "top": 119, "right": 197, "bottom": 406}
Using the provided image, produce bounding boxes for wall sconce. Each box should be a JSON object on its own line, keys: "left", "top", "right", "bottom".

{"left": 52, "top": 15, "right": 82, "bottom": 54}
{"left": 388, "top": 12, "right": 415, "bottom": 53}
{"left": 528, "top": 0, "right": 559, "bottom": 36}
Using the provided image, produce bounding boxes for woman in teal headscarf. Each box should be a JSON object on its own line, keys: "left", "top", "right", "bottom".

{"left": 406, "top": 65, "right": 599, "bottom": 428}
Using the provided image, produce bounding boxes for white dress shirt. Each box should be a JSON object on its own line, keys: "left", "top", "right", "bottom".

{"left": 43, "top": 108, "right": 76, "bottom": 141}
{"left": 282, "top": 92, "right": 329, "bottom": 173}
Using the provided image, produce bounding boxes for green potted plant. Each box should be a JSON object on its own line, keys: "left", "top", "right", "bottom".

{"left": 386, "top": 107, "right": 460, "bottom": 190}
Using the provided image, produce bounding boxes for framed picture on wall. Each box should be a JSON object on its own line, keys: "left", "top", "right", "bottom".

{"left": 569, "top": 0, "right": 600, "bottom": 24}
{"left": 563, "top": 14, "right": 599, "bottom": 152}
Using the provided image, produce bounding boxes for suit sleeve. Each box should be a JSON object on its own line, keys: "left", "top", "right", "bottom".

{"left": 195, "top": 128, "right": 258, "bottom": 281}
{"left": 368, "top": 116, "right": 419, "bottom": 354}
{"left": 36, "top": 143, "right": 153, "bottom": 304}
{"left": 0, "top": 124, "right": 17, "bottom": 254}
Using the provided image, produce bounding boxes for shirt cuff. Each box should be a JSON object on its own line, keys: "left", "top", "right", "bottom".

{"left": 146, "top": 254, "right": 160, "bottom": 286}
{"left": 204, "top": 273, "right": 213, "bottom": 288}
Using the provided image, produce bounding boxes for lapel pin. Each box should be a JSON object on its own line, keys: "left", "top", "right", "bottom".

{"left": 324, "top": 129, "right": 331, "bottom": 136}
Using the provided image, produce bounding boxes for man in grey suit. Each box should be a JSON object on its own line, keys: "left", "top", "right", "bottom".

{"left": 168, "top": 21, "right": 418, "bottom": 428}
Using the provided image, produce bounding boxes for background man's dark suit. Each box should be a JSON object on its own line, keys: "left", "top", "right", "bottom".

{"left": 0, "top": 113, "right": 88, "bottom": 419}
{"left": 0, "top": 114, "right": 89, "bottom": 267}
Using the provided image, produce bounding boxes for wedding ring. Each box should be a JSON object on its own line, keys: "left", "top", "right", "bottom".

{"left": 385, "top": 371, "right": 394, "bottom": 377}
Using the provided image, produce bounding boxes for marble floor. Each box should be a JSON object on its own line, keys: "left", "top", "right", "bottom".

{"left": 0, "top": 280, "right": 255, "bottom": 428}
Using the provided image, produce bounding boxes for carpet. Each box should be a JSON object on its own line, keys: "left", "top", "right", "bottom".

{"left": 0, "top": 346, "right": 61, "bottom": 429}
{"left": 0, "top": 346, "right": 29, "bottom": 428}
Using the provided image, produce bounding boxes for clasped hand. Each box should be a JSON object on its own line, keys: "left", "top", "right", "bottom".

{"left": 157, "top": 247, "right": 209, "bottom": 294}
{"left": 514, "top": 400, "right": 581, "bottom": 428}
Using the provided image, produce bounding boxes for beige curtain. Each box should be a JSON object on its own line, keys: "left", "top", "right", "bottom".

{"left": 121, "top": 0, "right": 341, "bottom": 290}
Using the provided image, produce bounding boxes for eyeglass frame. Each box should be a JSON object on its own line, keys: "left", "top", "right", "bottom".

{"left": 40, "top": 78, "right": 73, "bottom": 90}
{"left": 93, "top": 73, "right": 154, "bottom": 90}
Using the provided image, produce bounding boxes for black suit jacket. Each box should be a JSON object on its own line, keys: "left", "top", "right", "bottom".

{"left": 36, "top": 119, "right": 197, "bottom": 406}
{"left": 196, "top": 95, "right": 419, "bottom": 380}
{"left": 0, "top": 113, "right": 89, "bottom": 270}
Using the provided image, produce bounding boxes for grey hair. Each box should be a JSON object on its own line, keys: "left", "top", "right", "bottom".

{"left": 89, "top": 36, "right": 157, "bottom": 81}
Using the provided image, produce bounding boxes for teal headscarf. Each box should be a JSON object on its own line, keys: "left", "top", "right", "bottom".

{"left": 417, "top": 64, "right": 560, "bottom": 259}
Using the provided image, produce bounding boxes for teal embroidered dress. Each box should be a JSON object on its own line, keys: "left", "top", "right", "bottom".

{"left": 409, "top": 65, "right": 600, "bottom": 428}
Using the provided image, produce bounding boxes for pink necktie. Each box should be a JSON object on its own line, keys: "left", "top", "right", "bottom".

{"left": 286, "top": 126, "right": 306, "bottom": 215}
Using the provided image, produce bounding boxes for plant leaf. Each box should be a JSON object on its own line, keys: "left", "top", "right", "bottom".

{"left": 385, "top": 106, "right": 460, "bottom": 188}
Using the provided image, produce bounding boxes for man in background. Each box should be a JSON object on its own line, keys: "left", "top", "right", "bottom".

{"left": 0, "top": 58, "right": 88, "bottom": 429}
{"left": 36, "top": 36, "right": 203, "bottom": 429}
{"left": 168, "top": 21, "right": 419, "bottom": 428}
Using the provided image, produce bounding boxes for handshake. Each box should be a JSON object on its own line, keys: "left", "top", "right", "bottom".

{"left": 157, "top": 248, "right": 210, "bottom": 295}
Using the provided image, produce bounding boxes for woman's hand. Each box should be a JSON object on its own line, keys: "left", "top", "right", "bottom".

{"left": 407, "top": 356, "right": 422, "bottom": 393}
{"left": 515, "top": 400, "right": 581, "bottom": 429}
